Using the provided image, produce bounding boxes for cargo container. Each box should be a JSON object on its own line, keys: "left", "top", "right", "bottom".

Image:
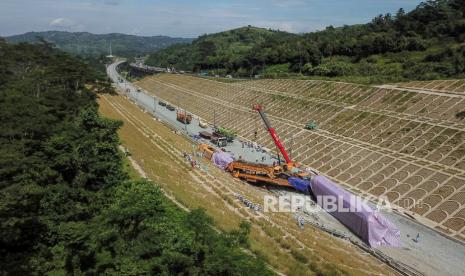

{"left": 177, "top": 112, "right": 192, "bottom": 124}
{"left": 199, "top": 131, "right": 212, "bottom": 140}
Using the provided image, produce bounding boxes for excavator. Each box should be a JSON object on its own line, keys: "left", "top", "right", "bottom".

{"left": 200, "top": 104, "right": 313, "bottom": 187}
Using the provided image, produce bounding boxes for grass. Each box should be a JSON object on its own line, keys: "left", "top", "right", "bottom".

{"left": 98, "top": 92, "right": 395, "bottom": 275}
{"left": 120, "top": 152, "right": 138, "bottom": 179}
{"left": 196, "top": 75, "right": 248, "bottom": 83}
{"left": 271, "top": 94, "right": 292, "bottom": 101}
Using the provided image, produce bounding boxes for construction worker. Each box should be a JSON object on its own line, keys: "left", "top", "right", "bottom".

{"left": 414, "top": 233, "right": 420, "bottom": 243}
{"left": 299, "top": 217, "right": 305, "bottom": 229}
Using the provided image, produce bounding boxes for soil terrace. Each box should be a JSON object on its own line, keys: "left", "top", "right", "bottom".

{"left": 135, "top": 74, "right": 465, "bottom": 242}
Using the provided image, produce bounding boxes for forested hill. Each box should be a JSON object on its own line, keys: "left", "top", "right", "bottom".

{"left": 4, "top": 31, "right": 193, "bottom": 57}
{"left": 0, "top": 40, "right": 271, "bottom": 274}
{"left": 146, "top": 26, "right": 298, "bottom": 74}
{"left": 147, "top": 0, "right": 465, "bottom": 83}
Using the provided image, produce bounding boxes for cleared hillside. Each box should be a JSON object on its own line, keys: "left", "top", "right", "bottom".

{"left": 395, "top": 79, "right": 465, "bottom": 95}
{"left": 98, "top": 92, "right": 396, "bottom": 275}
{"left": 136, "top": 74, "right": 465, "bottom": 242}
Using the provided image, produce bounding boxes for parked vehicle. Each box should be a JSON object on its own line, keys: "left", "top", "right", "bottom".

{"left": 305, "top": 121, "right": 318, "bottom": 130}
{"left": 199, "top": 131, "right": 212, "bottom": 140}
{"left": 166, "top": 105, "right": 175, "bottom": 111}
{"left": 199, "top": 120, "right": 208, "bottom": 128}
{"left": 214, "top": 127, "right": 236, "bottom": 143}
{"left": 159, "top": 101, "right": 167, "bottom": 106}
{"left": 177, "top": 112, "right": 192, "bottom": 124}
{"left": 212, "top": 136, "right": 227, "bottom": 147}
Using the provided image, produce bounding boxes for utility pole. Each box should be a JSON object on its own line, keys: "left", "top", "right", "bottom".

{"left": 214, "top": 91, "right": 219, "bottom": 129}
{"left": 214, "top": 109, "right": 216, "bottom": 128}
{"left": 184, "top": 108, "right": 188, "bottom": 133}
{"left": 290, "top": 134, "right": 294, "bottom": 160}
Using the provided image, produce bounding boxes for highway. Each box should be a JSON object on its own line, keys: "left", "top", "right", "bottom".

{"left": 107, "top": 60, "right": 274, "bottom": 165}
{"left": 106, "top": 60, "right": 465, "bottom": 276}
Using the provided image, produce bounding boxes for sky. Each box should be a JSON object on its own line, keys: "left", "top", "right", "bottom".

{"left": 0, "top": 0, "right": 423, "bottom": 38}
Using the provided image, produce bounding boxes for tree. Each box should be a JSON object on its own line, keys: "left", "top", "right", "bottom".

{"left": 106, "top": 180, "right": 165, "bottom": 241}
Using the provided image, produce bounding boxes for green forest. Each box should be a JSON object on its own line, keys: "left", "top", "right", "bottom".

{"left": 146, "top": 0, "right": 465, "bottom": 83}
{"left": 0, "top": 40, "right": 271, "bottom": 275}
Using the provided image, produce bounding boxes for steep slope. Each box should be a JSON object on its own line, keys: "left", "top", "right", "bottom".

{"left": 135, "top": 73, "right": 465, "bottom": 243}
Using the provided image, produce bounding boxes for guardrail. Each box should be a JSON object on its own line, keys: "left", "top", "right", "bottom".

{"left": 129, "top": 62, "right": 167, "bottom": 73}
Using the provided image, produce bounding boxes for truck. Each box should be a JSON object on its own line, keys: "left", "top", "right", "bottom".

{"left": 200, "top": 104, "right": 311, "bottom": 188}
{"left": 198, "top": 105, "right": 401, "bottom": 248}
{"left": 199, "top": 131, "right": 212, "bottom": 140}
{"left": 214, "top": 127, "right": 236, "bottom": 143}
{"left": 199, "top": 131, "right": 227, "bottom": 147}
{"left": 177, "top": 112, "right": 192, "bottom": 124}
{"left": 212, "top": 136, "right": 227, "bottom": 147}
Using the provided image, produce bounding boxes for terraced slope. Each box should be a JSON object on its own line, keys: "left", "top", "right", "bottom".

{"left": 136, "top": 74, "right": 465, "bottom": 242}
{"left": 98, "top": 93, "right": 395, "bottom": 275}
{"left": 395, "top": 80, "right": 465, "bottom": 95}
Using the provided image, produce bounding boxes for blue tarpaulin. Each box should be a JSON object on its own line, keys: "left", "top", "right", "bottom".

{"left": 288, "top": 177, "right": 311, "bottom": 194}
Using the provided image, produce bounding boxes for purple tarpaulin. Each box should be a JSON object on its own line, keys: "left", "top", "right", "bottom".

{"left": 211, "top": 151, "right": 234, "bottom": 170}
{"left": 311, "top": 175, "right": 401, "bottom": 248}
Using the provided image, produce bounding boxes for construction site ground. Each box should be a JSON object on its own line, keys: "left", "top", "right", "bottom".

{"left": 104, "top": 61, "right": 465, "bottom": 275}
{"left": 98, "top": 92, "right": 398, "bottom": 275}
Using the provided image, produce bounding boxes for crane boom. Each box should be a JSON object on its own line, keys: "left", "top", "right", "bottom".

{"left": 253, "top": 104, "right": 292, "bottom": 164}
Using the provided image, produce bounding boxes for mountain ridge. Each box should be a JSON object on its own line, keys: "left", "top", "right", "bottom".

{"left": 4, "top": 30, "right": 193, "bottom": 57}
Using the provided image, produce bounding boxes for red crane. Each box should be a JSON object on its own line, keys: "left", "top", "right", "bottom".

{"left": 253, "top": 104, "right": 292, "bottom": 164}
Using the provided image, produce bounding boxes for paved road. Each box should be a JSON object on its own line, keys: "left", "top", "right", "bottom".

{"left": 107, "top": 60, "right": 465, "bottom": 276}
{"left": 108, "top": 60, "right": 272, "bottom": 165}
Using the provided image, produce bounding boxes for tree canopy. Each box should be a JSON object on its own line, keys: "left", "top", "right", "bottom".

{"left": 0, "top": 40, "right": 272, "bottom": 275}
{"left": 146, "top": 0, "right": 465, "bottom": 83}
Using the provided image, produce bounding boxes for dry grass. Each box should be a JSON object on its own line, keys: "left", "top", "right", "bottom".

{"left": 98, "top": 93, "right": 396, "bottom": 275}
